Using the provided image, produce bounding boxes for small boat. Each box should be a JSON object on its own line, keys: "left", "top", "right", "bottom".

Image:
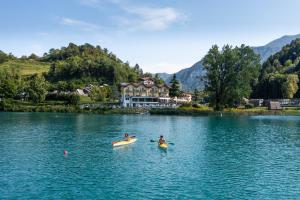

{"left": 112, "top": 137, "right": 137, "bottom": 147}
{"left": 158, "top": 142, "right": 168, "bottom": 149}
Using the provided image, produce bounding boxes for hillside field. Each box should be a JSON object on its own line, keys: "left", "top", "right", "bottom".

{"left": 0, "top": 60, "right": 50, "bottom": 75}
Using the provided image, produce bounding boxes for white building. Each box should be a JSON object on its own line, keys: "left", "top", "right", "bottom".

{"left": 120, "top": 78, "right": 172, "bottom": 108}
{"left": 175, "top": 92, "right": 192, "bottom": 103}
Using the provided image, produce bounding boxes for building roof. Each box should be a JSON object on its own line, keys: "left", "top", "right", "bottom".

{"left": 120, "top": 82, "right": 169, "bottom": 89}
{"left": 140, "top": 77, "right": 153, "bottom": 81}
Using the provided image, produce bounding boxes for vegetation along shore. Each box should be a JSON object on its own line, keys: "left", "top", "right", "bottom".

{"left": 2, "top": 38, "right": 300, "bottom": 115}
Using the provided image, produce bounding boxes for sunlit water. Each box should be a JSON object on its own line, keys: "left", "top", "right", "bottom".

{"left": 1, "top": 113, "right": 300, "bottom": 199}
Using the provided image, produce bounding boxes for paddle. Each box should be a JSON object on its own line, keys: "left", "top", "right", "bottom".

{"left": 150, "top": 140, "right": 174, "bottom": 145}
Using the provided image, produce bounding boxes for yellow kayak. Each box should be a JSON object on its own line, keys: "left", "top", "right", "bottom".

{"left": 158, "top": 142, "right": 168, "bottom": 149}
{"left": 112, "top": 138, "right": 137, "bottom": 147}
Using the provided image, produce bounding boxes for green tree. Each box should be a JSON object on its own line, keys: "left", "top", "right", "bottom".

{"left": 134, "top": 64, "right": 143, "bottom": 76}
{"left": 193, "top": 89, "right": 201, "bottom": 102}
{"left": 0, "top": 78, "right": 18, "bottom": 98}
{"left": 89, "top": 86, "right": 108, "bottom": 102}
{"left": 154, "top": 74, "right": 165, "bottom": 85}
{"left": 0, "top": 70, "right": 20, "bottom": 98}
{"left": 28, "top": 53, "right": 39, "bottom": 60}
{"left": 56, "top": 81, "right": 68, "bottom": 91}
{"left": 128, "top": 73, "right": 138, "bottom": 83}
{"left": 143, "top": 72, "right": 153, "bottom": 78}
{"left": 203, "top": 44, "right": 260, "bottom": 110}
{"left": 169, "top": 74, "right": 180, "bottom": 97}
{"left": 67, "top": 93, "right": 80, "bottom": 105}
{"left": 282, "top": 74, "right": 299, "bottom": 98}
{"left": 109, "top": 84, "right": 120, "bottom": 101}
{"left": 0, "top": 51, "right": 8, "bottom": 64}
{"left": 26, "top": 75, "right": 48, "bottom": 103}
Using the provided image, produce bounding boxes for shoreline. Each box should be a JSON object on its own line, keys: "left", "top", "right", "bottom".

{"left": 2, "top": 102, "right": 300, "bottom": 116}
{"left": 149, "top": 107, "right": 300, "bottom": 116}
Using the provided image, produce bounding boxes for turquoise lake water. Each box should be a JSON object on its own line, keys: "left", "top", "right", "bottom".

{"left": 1, "top": 113, "right": 300, "bottom": 199}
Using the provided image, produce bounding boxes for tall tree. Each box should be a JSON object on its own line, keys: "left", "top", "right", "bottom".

{"left": 193, "top": 89, "right": 201, "bottom": 102}
{"left": 0, "top": 51, "right": 8, "bottom": 64}
{"left": 109, "top": 84, "right": 120, "bottom": 101}
{"left": 26, "top": 75, "right": 48, "bottom": 103}
{"left": 134, "top": 64, "right": 143, "bottom": 76}
{"left": 282, "top": 74, "right": 299, "bottom": 98}
{"left": 169, "top": 74, "right": 180, "bottom": 97}
{"left": 28, "top": 53, "right": 39, "bottom": 60}
{"left": 89, "top": 86, "right": 109, "bottom": 102}
{"left": 0, "top": 70, "right": 20, "bottom": 98}
{"left": 203, "top": 44, "right": 260, "bottom": 110}
{"left": 154, "top": 74, "right": 165, "bottom": 85}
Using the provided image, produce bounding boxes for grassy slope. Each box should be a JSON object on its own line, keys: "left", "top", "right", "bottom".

{"left": 0, "top": 60, "right": 50, "bottom": 75}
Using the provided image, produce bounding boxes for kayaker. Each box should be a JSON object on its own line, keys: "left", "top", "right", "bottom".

{"left": 124, "top": 133, "right": 130, "bottom": 141}
{"left": 158, "top": 135, "right": 166, "bottom": 144}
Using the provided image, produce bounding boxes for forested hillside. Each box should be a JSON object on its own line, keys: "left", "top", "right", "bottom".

{"left": 0, "top": 43, "right": 144, "bottom": 104}
{"left": 43, "top": 43, "right": 141, "bottom": 87}
{"left": 253, "top": 39, "right": 300, "bottom": 98}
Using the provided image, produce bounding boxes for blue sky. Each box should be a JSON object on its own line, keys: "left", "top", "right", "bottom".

{"left": 1, "top": 0, "right": 300, "bottom": 73}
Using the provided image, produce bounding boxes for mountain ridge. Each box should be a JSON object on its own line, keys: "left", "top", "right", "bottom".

{"left": 158, "top": 34, "right": 300, "bottom": 92}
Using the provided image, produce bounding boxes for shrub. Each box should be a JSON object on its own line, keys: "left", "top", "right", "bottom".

{"left": 192, "top": 103, "right": 201, "bottom": 108}
{"left": 67, "top": 93, "right": 80, "bottom": 105}
{"left": 245, "top": 103, "right": 254, "bottom": 109}
{"left": 46, "top": 93, "right": 80, "bottom": 105}
{"left": 180, "top": 103, "right": 192, "bottom": 108}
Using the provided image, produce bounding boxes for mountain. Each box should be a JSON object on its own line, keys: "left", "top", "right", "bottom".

{"left": 158, "top": 60, "right": 205, "bottom": 91}
{"left": 159, "top": 34, "right": 300, "bottom": 92}
{"left": 252, "top": 34, "right": 300, "bottom": 62}
{"left": 156, "top": 72, "right": 172, "bottom": 81}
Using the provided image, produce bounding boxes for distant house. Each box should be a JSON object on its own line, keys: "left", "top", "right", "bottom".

{"left": 173, "top": 92, "right": 192, "bottom": 103}
{"left": 180, "top": 92, "right": 192, "bottom": 102}
{"left": 48, "top": 90, "right": 59, "bottom": 95}
{"left": 83, "top": 84, "right": 94, "bottom": 94}
{"left": 76, "top": 89, "right": 86, "bottom": 96}
{"left": 268, "top": 101, "right": 282, "bottom": 110}
{"left": 249, "top": 99, "right": 264, "bottom": 107}
{"left": 76, "top": 84, "right": 109, "bottom": 96}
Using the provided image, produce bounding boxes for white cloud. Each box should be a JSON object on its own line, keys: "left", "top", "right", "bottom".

{"left": 60, "top": 17, "right": 101, "bottom": 31}
{"left": 122, "top": 6, "right": 184, "bottom": 31}
{"left": 79, "top": 0, "right": 185, "bottom": 31}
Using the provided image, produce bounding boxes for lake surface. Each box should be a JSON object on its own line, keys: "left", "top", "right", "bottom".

{"left": 1, "top": 113, "right": 300, "bottom": 199}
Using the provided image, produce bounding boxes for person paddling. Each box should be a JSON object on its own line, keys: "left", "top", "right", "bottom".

{"left": 124, "top": 133, "right": 130, "bottom": 141}
{"left": 158, "top": 135, "right": 166, "bottom": 145}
